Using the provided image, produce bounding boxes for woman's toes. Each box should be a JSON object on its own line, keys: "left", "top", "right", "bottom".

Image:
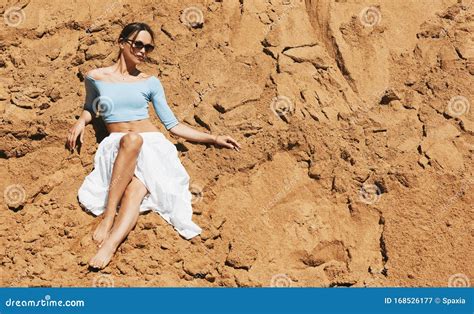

{"left": 93, "top": 227, "right": 105, "bottom": 241}
{"left": 92, "top": 230, "right": 102, "bottom": 243}
{"left": 87, "top": 242, "right": 116, "bottom": 270}
{"left": 88, "top": 257, "right": 97, "bottom": 268}
{"left": 92, "top": 218, "right": 114, "bottom": 244}
{"left": 90, "top": 260, "right": 102, "bottom": 269}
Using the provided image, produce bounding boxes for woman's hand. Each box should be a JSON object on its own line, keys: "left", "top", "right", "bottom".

{"left": 214, "top": 135, "right": 241, "bottom": 151}
{"left": 168, "top": 124, "right": 241, "bottom": 151}
{"left": 67, "top": 119, "right": 86, "bottom": 152}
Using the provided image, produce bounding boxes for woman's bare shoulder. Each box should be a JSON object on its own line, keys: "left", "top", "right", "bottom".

{"left": 86, "top": 68, "right": 153, "bottom": 81}
{"left": 86, "top": 67, "right": 110, "bottom": 80}
{"left": 139, "top": 72, "right": 153, "bottom": 79}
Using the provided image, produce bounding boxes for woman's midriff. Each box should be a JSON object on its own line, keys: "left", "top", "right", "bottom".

{"left": 105, "top": 118, "right": 160, "bottom": 133}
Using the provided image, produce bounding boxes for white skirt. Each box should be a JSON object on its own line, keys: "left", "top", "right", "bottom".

{"left": 77, "top": 132, "right": 202, "bottom": 240}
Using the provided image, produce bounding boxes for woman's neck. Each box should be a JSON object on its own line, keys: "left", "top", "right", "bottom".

{"left": 112, "top": 54, "right": 139, "bottom": 77}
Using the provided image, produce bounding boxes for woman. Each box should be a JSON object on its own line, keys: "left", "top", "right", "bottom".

{"left": 66, "top": 22, "right": 241, "bottom": 270}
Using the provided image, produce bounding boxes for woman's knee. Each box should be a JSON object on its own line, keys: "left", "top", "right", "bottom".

{"left": 119, "top": 132, "right": 143, "bottom": 150}
{"left": 123, "top": 177, "right": 148, "bottom": 199}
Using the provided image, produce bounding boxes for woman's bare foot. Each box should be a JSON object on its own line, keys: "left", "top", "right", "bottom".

{"left": 88, "top": 239, "right": 119, "bottom": 269}
{"left": 93, "top": 214, "right": 115, "bottom": 246}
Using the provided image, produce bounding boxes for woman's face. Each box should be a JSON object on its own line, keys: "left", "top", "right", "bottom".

{"left": 119, "top": 30, "right": 154, "bottom": 64}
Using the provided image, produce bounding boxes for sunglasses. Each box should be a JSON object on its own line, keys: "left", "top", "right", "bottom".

{"left": 124, "top": 39, "right": 155, "bottom": 53}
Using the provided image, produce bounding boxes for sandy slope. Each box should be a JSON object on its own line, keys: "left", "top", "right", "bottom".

{"left": 0, "top": 0, "right": 472, "bottom": 287}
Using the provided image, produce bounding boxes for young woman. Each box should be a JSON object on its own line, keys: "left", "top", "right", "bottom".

{"left": 66, "top": 22, "right": 241, "bottom": 270}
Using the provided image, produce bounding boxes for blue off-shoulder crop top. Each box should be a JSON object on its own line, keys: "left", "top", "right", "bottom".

{"left": 83, "top": 74, "right": 179, "bottom": 130}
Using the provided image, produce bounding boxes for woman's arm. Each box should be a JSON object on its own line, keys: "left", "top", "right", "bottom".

{"left": 149, "top": 77, "right": 240, "bottom": 151}
{"left": 67, "top": 110, "right": 93, "bottom": 151}
{"left": 169, "top": 123, "right": 241, "bottom": 151}
{"left": 79, "top": 109, "right": 93, "bottom": 125}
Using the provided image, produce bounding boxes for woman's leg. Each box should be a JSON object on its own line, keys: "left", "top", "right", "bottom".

{"left": 93, "top": 132, "right": 144, "bottom": 245}
{"left": 89, "top": 175, "right": 149, "bottom": 269}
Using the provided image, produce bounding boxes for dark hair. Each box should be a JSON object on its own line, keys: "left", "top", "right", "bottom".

{"left": 117, "top": 22, "right": 155, "bottom": 60}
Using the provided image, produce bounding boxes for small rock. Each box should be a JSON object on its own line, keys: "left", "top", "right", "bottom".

{"left": 0, "top": 83, "right": 9, "bottom": 101}
{"left": 374, "top": 178, "right": 388, "bottom": 194}
{"left": 331, "top": 175, "right": 347, "bottom": 193}
{"left": 424, "top": 141, "right": 464, "bottom": 172}
{"left": 46, "top": 87, "right": 61, "bottom": 102}
{"left": 23, "top": 87, "right": 44, "bottom": 99}
{"left": 468, "top": 62, "right": 474, "bottom": 76}
{"left": 301, "top": 241, "right": 349, "bottom": 267}
{"left": 258, "top": 12, "right": 271, "bottom": 24}
{"left": 160, "top": 241, "right": 170, "bottom": 250}
{"left": 46, "top": 48, "right": 61, "bottom": 61}
{"left": 142, "top": 222, "right": 154, "bottom": 230}
{"left": 283, "top": 45, "right": 332, "bottom": 69}
{"left": 85, "top": 41, "right": 110, "bottom": 60}
{"left": 460, "top": 118, "right": 474, "bottom": 135}
{"left": 308, "top": 165, "right": 321, "bottom": 180}
{"left": 183, "top": 256, "right": 213, "bottom": 277}
{"left": 11, "top": 93, "right": 35, "bottom": 109}
{"left": 439, "top": 5, "right": 462, "bottom": 20}
{"left": 194, "top": 104, "right": 219, "bottom": 130}
{"left": 418, "top": 155, "right": 430, "bottom": 168}
{"left": 201, "top": 225, "right": 220, "bottom": 241}
{"left": 424, "top": 123, "right": 460, "bottom": 142}
{"left": 225, "top": 239, "right": 257, "bottom": 270}
{"left": 214, "top": 81, "right": 263, "bottom": 113}
{"left": 23, "top": 219, "right": 47, "bottom": 243}
{"left": 379, "top": 89, "right": 401, "bottom": 105}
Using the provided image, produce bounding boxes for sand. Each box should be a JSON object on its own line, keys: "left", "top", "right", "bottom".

{"left": 0, "top": 0, "right": 472, "bottom": 287}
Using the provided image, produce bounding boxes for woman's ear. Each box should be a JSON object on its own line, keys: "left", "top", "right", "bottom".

{"left": 118, "top": 38, "right": 125, "bottom": 49}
